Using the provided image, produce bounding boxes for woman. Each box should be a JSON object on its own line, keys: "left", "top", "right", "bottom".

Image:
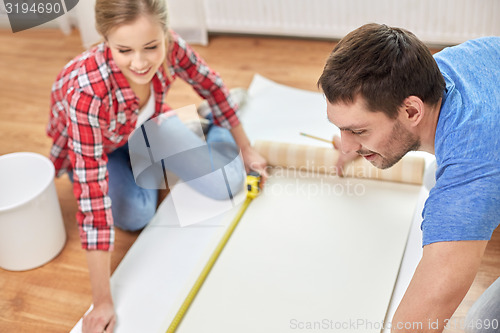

{"left": 46, "top": 0, "right": 267, "bottom": 331}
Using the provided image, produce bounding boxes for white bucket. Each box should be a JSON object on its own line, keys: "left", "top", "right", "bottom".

{"left": 0, "top": 152, "right": 66, "bottom": 271}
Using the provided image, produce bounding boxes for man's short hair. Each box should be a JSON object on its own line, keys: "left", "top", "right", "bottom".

{"left": 318, "top": 23, "right": 445, "bottom": 118}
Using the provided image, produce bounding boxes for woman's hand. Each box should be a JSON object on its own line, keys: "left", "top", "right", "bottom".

{"left": 229, "top": 124, "right": 269, "bottom": 186}
{"left": 84, "top": 250, "right": 115, "bottom": 333}
{"left": 241, "top": 145, "right": 269, "bottom": 186}
{"left": 82, "top": 300, "right": 116, "bottom": 333}
{"left": 332, "top": 135, "right": 359, "bottom": 177}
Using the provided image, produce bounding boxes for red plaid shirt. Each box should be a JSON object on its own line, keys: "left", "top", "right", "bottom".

{"left": 47, "top": 31, "right": 240, "bottom": 251}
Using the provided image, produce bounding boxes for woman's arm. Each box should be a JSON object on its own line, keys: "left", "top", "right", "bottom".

{"left": 66, "top": 89, "right": 117, "bottom": 331}
{"left": 82, "top": 251, "right": 116, "bottom": 333}
{"left": 168, "top": 30, "right": 268, "bottom": 183}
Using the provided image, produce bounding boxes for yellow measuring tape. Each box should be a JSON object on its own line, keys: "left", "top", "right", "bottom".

{"left": 166, "top": 171, "right": 262, "bottom": 333}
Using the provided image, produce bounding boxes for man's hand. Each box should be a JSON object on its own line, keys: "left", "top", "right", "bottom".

{"left": 392, "top": 240, "right": 487, "bottom": 333}
{"left": 82, "top": 301, "right": 116, "bottom": 333}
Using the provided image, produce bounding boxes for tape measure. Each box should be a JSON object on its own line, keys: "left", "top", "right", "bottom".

{"left": 166, "top": 171, "right": 262, "bottom": 333}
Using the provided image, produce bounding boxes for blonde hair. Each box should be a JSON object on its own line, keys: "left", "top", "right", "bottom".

{"left": 95, "top": 0, "right": 169, "bottom": 37}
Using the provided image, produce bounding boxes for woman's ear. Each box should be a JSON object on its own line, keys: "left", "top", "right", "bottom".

{"left": 401, "top": 96, "right": 425, "bottom": 127}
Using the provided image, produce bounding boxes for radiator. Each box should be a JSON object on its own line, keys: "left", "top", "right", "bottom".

{"left": 203, "top": 0, "right": 500, "bottom": 46}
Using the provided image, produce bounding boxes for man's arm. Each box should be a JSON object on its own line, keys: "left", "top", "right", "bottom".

{"left": 392, "top": 240, "right": 488, "bottom": 333}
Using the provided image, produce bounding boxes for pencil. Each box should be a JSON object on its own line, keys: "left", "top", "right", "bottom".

{"left": 299, "top": 132, "right": 332, "bottom": 144}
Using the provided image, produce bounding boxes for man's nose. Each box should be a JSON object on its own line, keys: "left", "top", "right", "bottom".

{"left": 340, "top": 132, "right": 361, "bottom": 154}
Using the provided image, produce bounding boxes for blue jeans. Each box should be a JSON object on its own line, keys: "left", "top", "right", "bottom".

{"left": 70, "top": 115, "right": 245, "bottom": 231}
{"left": 464, "top": 277, "right": 500, "bottom": 333}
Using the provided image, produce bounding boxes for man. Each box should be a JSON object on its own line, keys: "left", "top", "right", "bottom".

{"left": 318, "top": 24, "right": 499, "bottom": 332}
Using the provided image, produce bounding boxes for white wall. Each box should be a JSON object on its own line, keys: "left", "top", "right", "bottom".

{"left": 0, "top": 1, "right": 10, "bottom": 28}
{"left": 81, "top": 0, "right": 500, "bottom": 48}
{"left": 4, "top": 0, "right": 498, "bottom": 47}
{"left": 202, "top": 0, "right": 500, "bottom": 46}
{"left": 167, "top": 0, "right": 207, "bottom": 45}
{"left": 70, "top": 0, "right": 100, "bottom": 48}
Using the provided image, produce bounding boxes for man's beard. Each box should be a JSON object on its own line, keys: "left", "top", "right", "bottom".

{"left": 358, "top": 120, "right": 421, "bottom": 169}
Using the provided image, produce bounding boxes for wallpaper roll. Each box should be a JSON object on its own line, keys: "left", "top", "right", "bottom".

{"left": 254, "top": 140, "right": 425, "bottom": 185}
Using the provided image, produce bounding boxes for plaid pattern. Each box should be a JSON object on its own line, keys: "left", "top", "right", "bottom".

{"left": 47, "top": 31, "right": 240, "bottom": 250}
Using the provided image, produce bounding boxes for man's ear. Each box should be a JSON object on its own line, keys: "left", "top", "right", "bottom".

{"left": 401, "top": 96, "right": 425, "bottom": 127}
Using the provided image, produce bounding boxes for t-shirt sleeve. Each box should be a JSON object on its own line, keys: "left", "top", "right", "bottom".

{"left": 421, "top": 159, "right": 500, "bottom": 246}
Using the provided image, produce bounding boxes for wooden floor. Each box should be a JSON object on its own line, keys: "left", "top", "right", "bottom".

{"left": 0, "top": 29, "right": 498, "bottom": 333}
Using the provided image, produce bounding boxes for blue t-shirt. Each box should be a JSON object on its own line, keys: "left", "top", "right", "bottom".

{"left": 421, "top": 37, "right": 500, "bottom": 246}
